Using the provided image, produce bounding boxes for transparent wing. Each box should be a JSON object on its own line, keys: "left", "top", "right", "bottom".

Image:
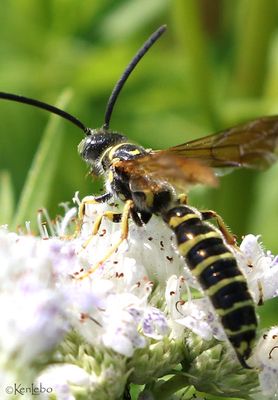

{"left": 113, "top": 153, "right": 218, "bottom": 192}
{"left": 167, "top": 116, "right": 278, "bottom": 169}
{"left": 113, "top": 116, "right": 278, "bottom": 192}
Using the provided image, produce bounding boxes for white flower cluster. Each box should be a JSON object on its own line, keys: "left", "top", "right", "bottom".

{"left": 0, "top": 197, "right": 277, "bottom": 399}
{"left": 0, "top": 229, "right": 69, "bottom": 388}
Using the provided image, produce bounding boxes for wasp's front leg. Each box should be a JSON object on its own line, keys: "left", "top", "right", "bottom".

{"left": 78, "top": 192, "right": 113, "bottom": 220}
{"left": 78, "top": 199, "right": 134, "bottom": 280}
{"left": 75, "top": 192, "right": 113, "bottom": 236}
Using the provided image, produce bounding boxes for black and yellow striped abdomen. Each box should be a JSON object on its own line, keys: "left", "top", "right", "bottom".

{"left": 163, "top": 204, "right": 257, "bottom": 368}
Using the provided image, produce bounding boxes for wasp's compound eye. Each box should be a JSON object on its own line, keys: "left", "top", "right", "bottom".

{"left": 78, "top": 130, "right": 125, "bottom": 164}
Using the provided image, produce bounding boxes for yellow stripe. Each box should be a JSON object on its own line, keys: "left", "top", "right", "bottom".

{"left": 108, "top": 142, "right": 132, "bottom": 160}
{"left": 216, "top": 299, "right": 254, "bottom": 317}
{"left": 169, "top": 213, "right": 198, "bottom": 228}
{"left": 236, "top": 338, "right": 256, "bottom": 355}
{"left": 98, "top": 146, "right": 113, "bottom": 164}
{"left": 129, "top": 149, "right": 141, "bottom": 156}
{"left": 225, "top": 324, "right": 257, "bottom": 336}
{"left": 191, "top": 252, "right": 234, "bottom": 277}
{"left": 178, "top": 231, "right": 221, "bottom": 256}
{"left": 206, "top": 275, "right": 246, "bottom": 296}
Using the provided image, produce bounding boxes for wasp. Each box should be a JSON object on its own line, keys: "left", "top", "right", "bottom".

{"left": 1, "top": 25, "right": 278, "bottom": 368}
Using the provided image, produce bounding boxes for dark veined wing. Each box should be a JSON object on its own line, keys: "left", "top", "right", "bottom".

{"left": 113, "top": 152, "right": 218, "bottom": 192}
{"left": 168, "top": 116, "right": 278, "bottom": 169}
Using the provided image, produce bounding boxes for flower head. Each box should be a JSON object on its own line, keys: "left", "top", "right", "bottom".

{"left": 1, "top": 198, "right": 278, "bottom": 399}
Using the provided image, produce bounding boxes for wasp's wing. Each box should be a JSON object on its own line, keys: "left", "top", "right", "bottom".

{"left": 113, "top": 153, "right": 218, "bottom": 192}
{"left": 168, "top": 116, "right": 278, "bottom": 169}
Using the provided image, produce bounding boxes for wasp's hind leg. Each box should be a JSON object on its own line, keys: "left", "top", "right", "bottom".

{"left": 175, "top": 195, "right": 236, "bottom": 245}
{"left": 78, "top": 199, "right": 134, "bottom": 280}
{"left": 200, "top": 209, "right": 236, "bottom": 246}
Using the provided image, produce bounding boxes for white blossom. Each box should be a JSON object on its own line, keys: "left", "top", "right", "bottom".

{"left": 1, "top": 198, "right": 278, "bottom": 399}
{"left": 38, "top": 364, "right": 92, "bottom": 400}
{"left": 236, "top": 234, "right": 278, "bottom": 304}
{"left": 0, "top": 228, "right": 70, "bottom": 387}
{"left": 165, "top": 275, "right": 225, "bottom": 342}
{"left": 250, "top": 327, "right": 278, "bottom": 399}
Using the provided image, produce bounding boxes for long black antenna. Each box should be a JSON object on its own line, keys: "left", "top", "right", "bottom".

{"left": 103, "top": 24, "right": 167, "bottom": 130}
{"left": 0, "top": 92, "right": 90, "bottom": 135}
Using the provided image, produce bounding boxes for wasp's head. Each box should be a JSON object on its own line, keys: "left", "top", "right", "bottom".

{"left": 78, "top": 128, "right": 125, "bottom": 175}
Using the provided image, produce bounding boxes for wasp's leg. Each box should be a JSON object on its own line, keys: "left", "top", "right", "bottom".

{"left": 78, "top": 200, "right": 133, "bottom": 280}
{"left": 76, "top": 193, "right": 113, "bottom": 235}
{"left": 78, "top": 193, "right": 113, "bottom": 220}
{"left": 80, "top": 209, "right": 122, "bottom": 250}
{"left": 200, "top": 209, "right": 236, "bottom": 245}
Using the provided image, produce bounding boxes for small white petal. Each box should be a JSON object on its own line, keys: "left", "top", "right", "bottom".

{"left": 250, "top": 327, "right": 278, "bottom": 397}
{"left": 237, "top": 234, "right": 278, "bottom": 303}
{"left": 39, "top": 364, "right": 92, "bottom": 399}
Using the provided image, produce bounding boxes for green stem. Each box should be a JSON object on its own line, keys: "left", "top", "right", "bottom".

{"left": 151, "top": 374, "right": 190, "bottom": 400}
{"left": 232, "top": 0, "right": 277, "bottom": 97}
{"left": 173, "top": 0, "right": 219, "bottom": 129}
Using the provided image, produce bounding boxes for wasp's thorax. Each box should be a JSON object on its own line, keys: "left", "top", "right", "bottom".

{"left": 78, "top": 128, "right": 127, "bottom": 175}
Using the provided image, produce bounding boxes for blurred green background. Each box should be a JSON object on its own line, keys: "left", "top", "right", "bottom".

{"left": 1, "top": 0, "right": 278, "bottom": 257}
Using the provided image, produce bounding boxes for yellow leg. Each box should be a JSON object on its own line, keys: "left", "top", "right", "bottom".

{"left": 80, "top": 210, "right": 122, "bottom": 250}
{"left": 78, "top": 200, "right": 134, "bottom": 280}
{"left": 200, "top": 209, "right": 236, "bottom": 246}
{"left": 76, "top": 193, "right": 113, "bottom": 236}
{"left": 78, "top": 193, "right": 112, "bottom": 220}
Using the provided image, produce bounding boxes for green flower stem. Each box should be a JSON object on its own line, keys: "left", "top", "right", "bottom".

{"left": 173, "top": 0, "right": 219, "bottom": 129}
{"left": 232, "top": 0, "right": 277, "bottom": 97}
{"left": 151, "top": 373, "right": 190, "bottom": 400}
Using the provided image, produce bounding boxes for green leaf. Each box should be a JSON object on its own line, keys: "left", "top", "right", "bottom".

{"left": 173, "top": 0, "right": 219, "bottom": 129}
{"left": 12, "top": 89, "right": 73, "bottom": 230}
{"left": 0, "top": 170, "right": 15, "bottom": 225}
{"left": 99, "top": 0, "right": 170, "bottom": 40}
{"left": 232, "top": 0, "right": 277, "bottom": 97}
